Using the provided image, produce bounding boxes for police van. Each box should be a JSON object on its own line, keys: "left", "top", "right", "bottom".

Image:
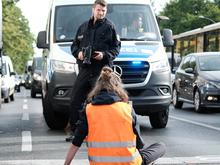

{"left": 37, "top": 0, "right": 173, "bottom": 129}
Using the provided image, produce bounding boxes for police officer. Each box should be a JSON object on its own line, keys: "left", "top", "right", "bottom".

{"left": 66, "top": 0, "right": 121, "bottom": 141}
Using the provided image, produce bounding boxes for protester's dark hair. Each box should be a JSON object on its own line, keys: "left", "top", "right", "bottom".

{"left": 87, "top": 66, "right": 128, "bottom": 102}
{"left": 93, "top": 0, "right": 107, "bottom": 7}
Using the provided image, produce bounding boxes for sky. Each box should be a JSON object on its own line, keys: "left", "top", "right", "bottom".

{"left": 16, "top": 0, "right": 170, "bottom": 53}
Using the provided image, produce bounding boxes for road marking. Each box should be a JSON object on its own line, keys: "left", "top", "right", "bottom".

{"left": 1, "top": 156, "right": 220, "bottom": 164}
{"left": 157, "top": 156, "right": 220, "bottom": 164}
{"left": 23, "top": 104, "right": 28, "bottom": 110}
{"left": 170, "top": 115, "right": 220, "bottom": 132}
{"left": 0, "top": 159, "right": 89, "bottom": 165}
{"left": 23, "top": 99, "right": 27, "bottom": 103}
{"left": 21, "top": 131, "right": 32, "bottom": 152}
{"left": 22, "top": 112, "right": 29, "bottom": 120}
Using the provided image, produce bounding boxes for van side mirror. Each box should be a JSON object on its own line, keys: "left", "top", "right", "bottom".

{"left": 37, "top": 31, "right": 49, "bottom": 49}
{"left": 28, "top": 66, "right": 32, "bottom": 72}
{"left": 162, "top": 29, "right": 174, "bottom": 47}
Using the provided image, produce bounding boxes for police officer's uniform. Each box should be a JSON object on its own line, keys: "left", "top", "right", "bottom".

{"left": 69, "top": 17, "right": 121, "bottom": 135}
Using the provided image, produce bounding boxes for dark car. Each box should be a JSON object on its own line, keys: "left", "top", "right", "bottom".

{"left": 24, "top": 60, "right": 33, "bottom": 89}
{"left": 30, "top": 56, "right": 43, "bottom": 98}
{"left": 172, "top": 52, "right": 220, "bottom": 112}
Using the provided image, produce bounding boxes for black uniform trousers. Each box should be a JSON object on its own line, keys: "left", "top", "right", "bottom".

{"left": 69, "top": 67, "right": 99, "bottom": 132}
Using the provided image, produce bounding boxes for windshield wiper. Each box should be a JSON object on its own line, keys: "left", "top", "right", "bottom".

{"left": 120, "top": 38, "right": 144, "bottom": 41}
{"left": 56, "top": 39, "right": 73, "bottom": 42}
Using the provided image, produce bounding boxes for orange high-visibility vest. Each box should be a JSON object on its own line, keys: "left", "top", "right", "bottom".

{"left": 86, "top": 102, "right": 142, "bottom": 165}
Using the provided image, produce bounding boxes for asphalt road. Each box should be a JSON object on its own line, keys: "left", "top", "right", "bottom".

{"left": 0, "top": 87, "right": 220, "bottom": 164}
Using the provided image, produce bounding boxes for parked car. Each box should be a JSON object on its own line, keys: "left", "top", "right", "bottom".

{"left": 14, "top": 73, "right": 22, "bottom": 92}
{"left": 1, "top": 56, "right": 15, "bottom": 103}
{"left": 172, "top": 52, "right": 220, "bottom": 112}
{"left": 24, "top": 60, "right": 33, "bottom": 89}
{"left": 30, "top": 56, "right": 43, "bottom": 98}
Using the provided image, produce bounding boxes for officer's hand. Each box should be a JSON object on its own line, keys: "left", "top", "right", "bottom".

{"left": 78, "top": 51, "right": 84, "bottom": 61}
{"left": 93, "top": 51, "right": 103, "bottom": 61}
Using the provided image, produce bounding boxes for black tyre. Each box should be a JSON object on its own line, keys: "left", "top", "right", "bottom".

{"left": 172, "top": 87, "right": 183, "bottom": 109}
{"left": 31, "top": 89, "right": 36, "bottom": 98}
{"left": 4, "top": 97, "right": 9, "bottom": 103}
{"left": 10, "top": 93, "right": 14, "bottom": 101}
{"left": 42, "top": 92, "right": 68, "bottom": 130}
{"left": 194, "top": 89, "right": 205, "bottom": 113}
{"left": 17, "top": 87, "right": 21, "bottom": 92}
{"left": 149, "top": 108, "right": 169, "bottom": 128}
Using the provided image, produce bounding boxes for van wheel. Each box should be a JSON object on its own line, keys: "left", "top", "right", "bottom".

{"left": 42, "top": 92, "right": 68, "bottom": 130}
{"left": 10, "top": 94, "right": 14, "bottom": 101}
{"left": 172, "top": 87, "right": 183, "bottom": 109}
{"left": 149, "top": 108, "right": 169, "bottom": 128}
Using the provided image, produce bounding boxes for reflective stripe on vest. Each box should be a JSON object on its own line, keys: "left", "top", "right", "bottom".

{"left": 88, "top": 150, "right": 141, "bottom": 163}
{"left": 87, "top": 141, "right": 136, "bottom": 148}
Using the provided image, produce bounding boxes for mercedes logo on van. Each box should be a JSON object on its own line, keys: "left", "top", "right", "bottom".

{"left": 113, "top": 65, "right": 123, "bottom": 77}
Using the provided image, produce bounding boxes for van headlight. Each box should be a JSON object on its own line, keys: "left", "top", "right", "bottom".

{"left": 1, "top": 78, "right": 8, "bottom": 88}
{"left": 51, "top": 60, "right": 75, "bottom": 73}
{"left": 33, "top": 73, "right": 42, "bottom": 81}
{"left": 151, "top": 60, "right": 169, "bottom": 72}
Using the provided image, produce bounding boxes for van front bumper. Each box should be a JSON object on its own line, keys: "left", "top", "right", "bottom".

{"left": 126, "top": 70, "right": 171, "bottom": 115}
{"left": 46, "top": 71, "right": 77, "bottom": 111}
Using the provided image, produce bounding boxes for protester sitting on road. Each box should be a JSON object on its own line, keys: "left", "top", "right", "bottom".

{"left": 64, "top": 66, "right": 166, "bottom": 165}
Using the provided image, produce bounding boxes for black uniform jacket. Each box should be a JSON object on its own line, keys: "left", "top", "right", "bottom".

{"left": 71, "top": 17, "right": 121, "bottom": 71}
{"left": 72, "top": 90, "right": 145, "bottom": 149}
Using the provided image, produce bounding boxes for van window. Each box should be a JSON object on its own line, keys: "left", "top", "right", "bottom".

{"left": 2, "top": 62, "right": 7, "bottom": 75}
{"left": 54, "top": 4, "right": 159, "bottom": 42}
{"left": 55, "top": 5, "right": 91, "bottom": 42}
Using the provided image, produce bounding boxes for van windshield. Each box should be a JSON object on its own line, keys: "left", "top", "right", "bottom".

{"left": 54, "top": 4, "right": 160, "bottom": 42}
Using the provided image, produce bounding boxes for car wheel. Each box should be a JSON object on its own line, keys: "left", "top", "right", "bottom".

{"left": 42, "top": 92, "right": 69, "bottom": 130}
{"left": 149, "top": 108, "right": 169, "bottom": 128}
{"left": 4, "top": 97, "right": 9, "bottom": 103}
{"left": 194, "top": 89, "right": 204, "bottom": 113}
{"left": 31, "top": 89, "right": 36, "bottom": 98}
{"left": 17, "top": 86, "right": 21, "bottom": 92}
{"left": 10, "top": 93, "right": 14, "bottom": 101}
{"left": 172, "top": 86, "right": 183, "bottom": 109}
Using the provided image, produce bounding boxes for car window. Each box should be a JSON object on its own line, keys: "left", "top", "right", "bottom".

{"left": 2, "top": 63, "right": 7, "bottom": 75}
{"left": 189, "top": 56, "right": 196, "bottom": 71}
{"left": 180, "top": 56, "right": 191, "bottom": 70}
{"left": 199, "top": 55, "right": 220, "bottom": 71}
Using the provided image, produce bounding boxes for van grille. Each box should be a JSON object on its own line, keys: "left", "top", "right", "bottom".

{"left": 113, "top": 61, "right": 150, "bottom": 84}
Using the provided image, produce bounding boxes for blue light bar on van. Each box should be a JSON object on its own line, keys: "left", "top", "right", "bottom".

{"left": 132, "top": 61, "right": 142, "bottom": 66}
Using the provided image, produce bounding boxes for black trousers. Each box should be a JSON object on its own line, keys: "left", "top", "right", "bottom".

{"left": 140, "top": 142, "right": 166, "bottom": 165}
{"left": 69, "top": 68, "right": 99, "bottom": 131}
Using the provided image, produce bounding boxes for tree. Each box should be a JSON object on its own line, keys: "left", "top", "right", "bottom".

{"left": 2, "top": 0, "right": 34, "bottom": 73}
{"left": 159, "top": 0, "right": 220, "bottom": 35}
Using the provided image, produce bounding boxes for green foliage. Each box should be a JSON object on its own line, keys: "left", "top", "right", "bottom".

{"left": 159, "top": 0, "right": 220, "bottom": 35}
{"left": 2, "top": 0, "right": 34, "bottom": 73}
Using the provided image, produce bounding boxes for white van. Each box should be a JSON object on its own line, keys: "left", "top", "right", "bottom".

{"left": 37, "top": 0, "right": 174, "bottom": 129}
{"left": 1, "top": 55, "right": 15, "bottom": 103}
